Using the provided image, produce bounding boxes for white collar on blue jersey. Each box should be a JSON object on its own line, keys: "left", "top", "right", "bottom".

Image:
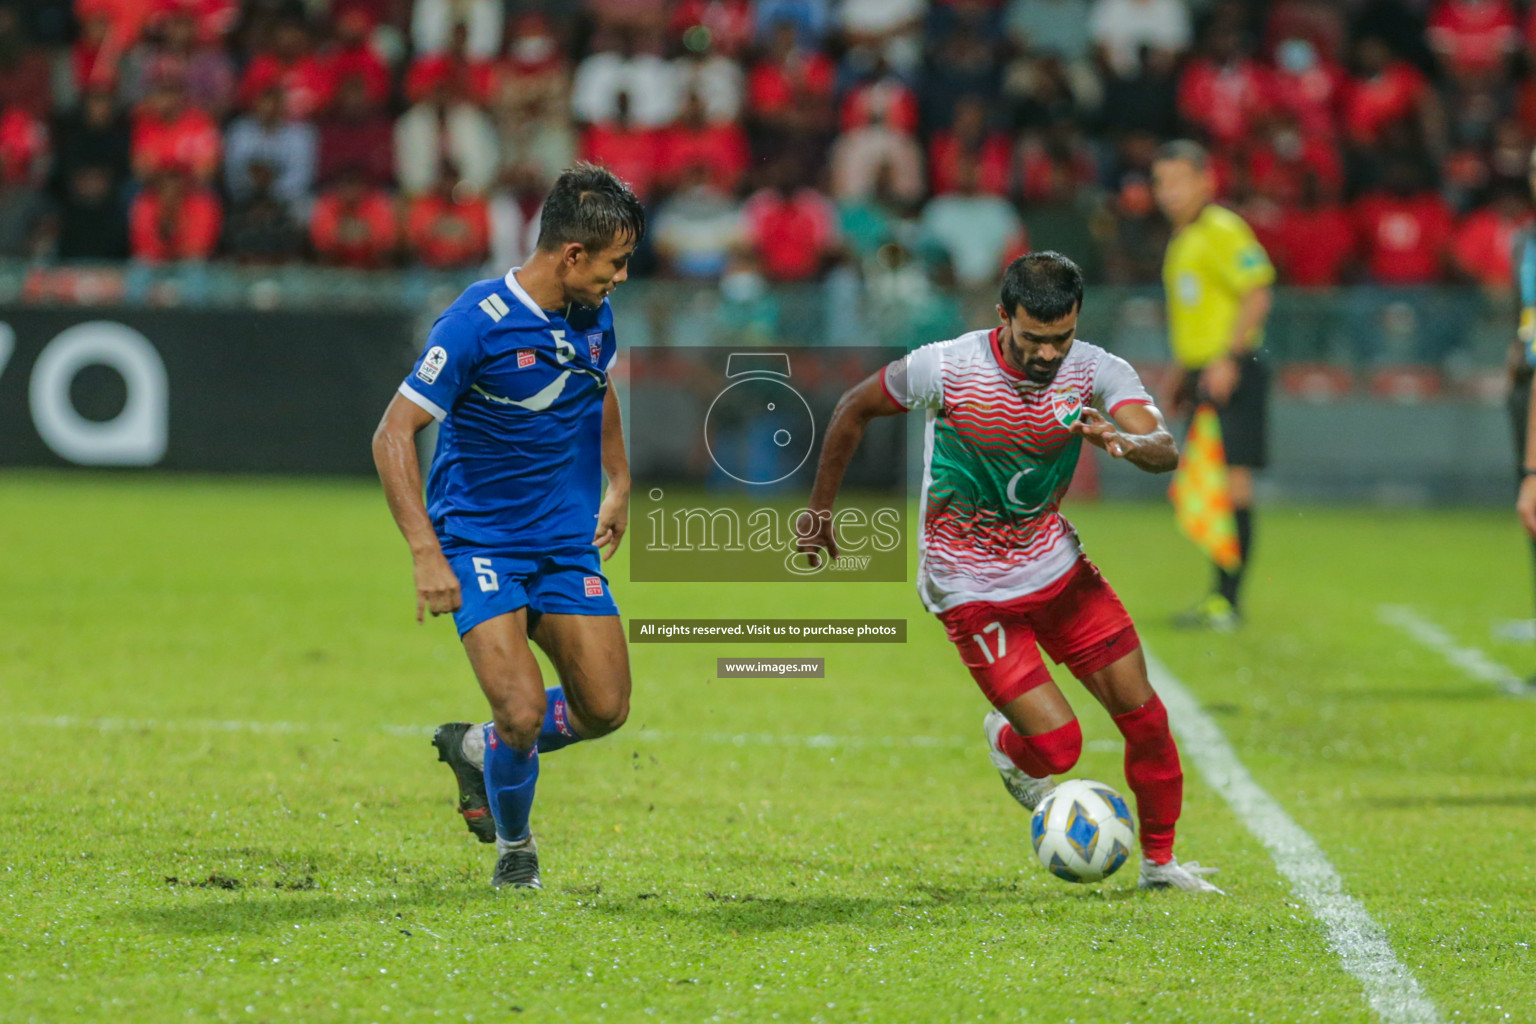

{"left": 504, "top": 267, "right": 550, "bottom": 322}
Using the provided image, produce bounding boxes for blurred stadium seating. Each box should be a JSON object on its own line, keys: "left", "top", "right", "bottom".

{"left": 0, "top": 0, "right": 1531, "bottom": 497}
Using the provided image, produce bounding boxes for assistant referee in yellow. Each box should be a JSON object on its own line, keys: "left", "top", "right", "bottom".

{"left": 1152, "top": 140, "right": 1275, "bottom": 631}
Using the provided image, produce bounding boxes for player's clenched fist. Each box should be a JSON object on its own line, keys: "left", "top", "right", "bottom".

{"left": 1073, "top": 407, "right": 1129, "bottom": 458}
{"left": 413, "top": 550, "right": 462, "bottom": 622}
{"left": 795, "top": 508, "right": 839, "bottom": 567}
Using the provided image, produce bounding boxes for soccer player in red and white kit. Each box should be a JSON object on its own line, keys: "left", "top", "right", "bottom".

{"left": 800, "top": 252, "right": 1223, "bottom": 892}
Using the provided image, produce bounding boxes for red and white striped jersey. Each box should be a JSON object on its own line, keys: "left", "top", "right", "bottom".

{"left": 881, "top": 326, "right": 1152, "bottom": 612}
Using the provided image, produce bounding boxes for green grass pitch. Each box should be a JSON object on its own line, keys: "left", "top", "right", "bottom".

{"left": 1, "top": 473, "right": 1533, "bottom": 1023}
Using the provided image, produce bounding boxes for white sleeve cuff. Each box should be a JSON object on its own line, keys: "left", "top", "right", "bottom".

{"left": 398, "top": 381, "right": 447, "bottom": 422}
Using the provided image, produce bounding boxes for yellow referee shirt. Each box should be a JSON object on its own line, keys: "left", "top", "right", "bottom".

{"left": 1163, "top": 204, "right": 1275, "bottom": 369}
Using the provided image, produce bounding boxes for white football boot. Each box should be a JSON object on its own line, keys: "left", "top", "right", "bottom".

{"left": 1137, "top": 856, "right": 1225, "bottom": 894}
{"left": 983, "top": 710, "right": 1054, "bottom": 812}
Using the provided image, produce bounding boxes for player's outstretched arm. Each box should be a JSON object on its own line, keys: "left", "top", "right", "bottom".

{"left": 372, "top": 394, "right": 462, "bottom": 622}
{"left": 1074, "top": 403, "right": 1179, "bottom": 474}
{"left": 593, "top": 382, "right": 630, "bottom": 560}
{"left": 799, "top": 370, "right": 906, "bottom": 565}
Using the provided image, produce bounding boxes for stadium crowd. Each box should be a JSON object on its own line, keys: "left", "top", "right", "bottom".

{"left": 0, "top": 0, "right": 1532, "bottom": 293}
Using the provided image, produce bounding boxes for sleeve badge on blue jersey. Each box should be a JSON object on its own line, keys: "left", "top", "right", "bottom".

{"left": 587, "top": 331, "right": 604, "bottom": 364}
{"left": 517, "top": 349, "right": 536, "bottom": 369}
{"left": 417, "top": 346, "right": 448, "bottom": 384}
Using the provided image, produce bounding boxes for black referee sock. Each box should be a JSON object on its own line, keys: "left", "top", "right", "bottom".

{"left": 1215, "top": 508, "right": 1254, "bottom": 611}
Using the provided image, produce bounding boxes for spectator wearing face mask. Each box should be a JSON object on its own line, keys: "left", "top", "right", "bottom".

{"left": 1177, "top": 24, "right": 1272, "bottom": 149}
{"left": 1269, "top": 35, "right": 1345, "bottom": 140}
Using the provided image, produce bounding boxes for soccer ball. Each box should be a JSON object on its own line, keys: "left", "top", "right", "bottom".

{"left": 1029, "top": 778, "right": 1137, "bottom": 883}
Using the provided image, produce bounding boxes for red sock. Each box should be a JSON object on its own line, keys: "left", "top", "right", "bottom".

{"left": 1112, "top": 695, "right": 1182, "bottom": 865}
{"left": 998, "top": 718, "right": 1081, "bottom": 776}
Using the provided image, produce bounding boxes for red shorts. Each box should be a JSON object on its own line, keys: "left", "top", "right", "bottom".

{"left": 936, "top": 558, "right": 1140, "bottom": 708}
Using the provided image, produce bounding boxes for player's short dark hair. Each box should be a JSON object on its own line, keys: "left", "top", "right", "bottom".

{"left": 1153, "top": 139, "right": 1209, "bottom": 172}
{"left": 536, "top": 163, "right": 647, "bottom": 254}
{"left": 1000, "top": 251, "right": 1084, "bottom": 322}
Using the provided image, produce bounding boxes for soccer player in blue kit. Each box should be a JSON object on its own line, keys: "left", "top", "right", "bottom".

{"left": 372, "top": 165, "right": 644, "bottom": 889}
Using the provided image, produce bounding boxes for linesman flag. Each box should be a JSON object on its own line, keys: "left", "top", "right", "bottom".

{"left": 1168, "top": 405, "right": 1242, "bottom": 572}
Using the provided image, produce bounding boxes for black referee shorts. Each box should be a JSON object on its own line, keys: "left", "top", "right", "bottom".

{"left": 1176, "top": 352, "right": 1270, "bottom": 469}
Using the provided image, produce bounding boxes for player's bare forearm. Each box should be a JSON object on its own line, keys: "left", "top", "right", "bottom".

{"left": 593, "top": 384, "right": 630, "bottom": 559}
{"left": 1076, "top": 404, "right": 1179, "bottom": 474}
{"left": 1227, "top": 285, "right": 1272, "bottom": 356}
{"left": 1119, "top": 422, "right": 1179, "bottom": 473}
{"left": 799, "top": 372, "right": 904, "bottom": 564}
{"left": 601, "top": 383, "right": 630, "bottom": 496}
{"left": 807, "top": 372, "right": 904, "bottom": 512}
{"left": 374, "top": 394, "right": 461, "bottom": 620}
{"left": 372, "top": 394, "right": 441, "bottom": 556}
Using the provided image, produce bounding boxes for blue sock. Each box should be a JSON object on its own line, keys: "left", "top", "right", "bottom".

{"left": 483, "top": 724, "right": 539, "bottom": 842}
{"left": 536, "top": 686, "right": 584, "bottom": 754}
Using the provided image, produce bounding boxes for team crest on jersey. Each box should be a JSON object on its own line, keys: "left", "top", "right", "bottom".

{"left": 517, "top": 349, "right": 536, "bottom": 369}
{"left": 1052, "top": 389, "right": 1083, "bottom": 427}
{"left": 416, "top": 346, "right": 447, "bottom": 384}
{"left": 583, "top": 575, "right": 604, "bottom": 597}
{"left": 586, "top": 331, "right": 604, "bottom": 365}
{"left": 1178, "top": 271, "right": 1200, "bottom": 305}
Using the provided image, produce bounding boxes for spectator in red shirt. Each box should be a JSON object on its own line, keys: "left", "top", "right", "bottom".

{"left": 830, "top": 88, "right": 925, "bottom": 204}
{"left": 581, "top": 92, "right": 663, "bottom": 200}
{"left": 73, "top": 10, "right": 119, "bottom": 95}
{"left": 1177, "top": 25, "right": 1272, "bottom": 149}
{"left": 1263, "top": 0, "right": 1348, "bottom": 65}
{"left": 0, "top": 6, "right": 53, "bottom": 119}
{"left": 929, "top": 95, "right": 1010, "bottom": 196}
{"left": 317, "top": 74, "right": 394, "bottom": 188}
{"left": 1452, "top": 183, "right": 1532, "bottom": 290}
{"left": 1428, "top": 0, "right": 1518, "bottom": 84}
{"left": 1353, "top": 161, "right": 1455, "bottom": 285}
{"left": 405, "top": 21, "right": 495, "bottom": 106}
{"left": 490, "top": 13, "right": 568, "bottom": 110}
{"left": 742, "top": 159, "right": 840, "bottom": 282}
{"left": 394, "top": 74, "right": 499, "bottom": 195}
{"left": 238, "top": 15, "right": 337, "bottom": 119}
{"left": 404, "top": 165, "right": 490, "bottom": 269}
{"left": 840, "top": 64, "right": 920, "bottom": 135}
{"left": 747, "top": 18, "right": 836, "bottom": 153}
{"left": 1246, "top": 119, "right": 1344, "bottom": 206}
{"left": 1016, "top": 126, "right": 1097, "bottom": 206}
{"left": 0, "top": 106, "right": 46, "bottom": 186}
{"left": 325, "top": 9, "right": 391, "bottom": 112}
{"left": 129, "top": 165, "right": 222, "bottom": 262}
{"left": 1348, "top": 160, "right": 1460, "bottom": 361}
{"left": 124, "top": 10, "right": 236, "bottom": 119}
{"left": 310, "top": 166, "right": 398, "bottom": 268}
{"left": 1273, "top": 173, "right": 1354, "bottom": 286}
{"left": 1342, "top": 37, "right": 1443, "bottom": 150}
{"left": 132, "top": 77, "right": 221, "bottom": 184}
{"left": 671, "top": 0, "right": 755, "bottom": 57}
{"left": 659, "top": 91, "right": 749, "bottom": 194}
{"left": 1269, "top": 35, "right": 1344, "bottom": 140}
{"left": 76, "top": 0, "right": 154, "bottom": 63}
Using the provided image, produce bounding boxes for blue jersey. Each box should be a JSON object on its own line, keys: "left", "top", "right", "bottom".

{"left": 397, "top": 269, "right": 616, "bottom": 553}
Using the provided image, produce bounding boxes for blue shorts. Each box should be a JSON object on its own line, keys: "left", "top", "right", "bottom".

{"left": 441, "top": 539, "right": 619, "bottom": 636}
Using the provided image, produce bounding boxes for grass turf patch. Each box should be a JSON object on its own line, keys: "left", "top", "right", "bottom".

{"left": 0, "top": 473, "right": 1531, "bottom": 1022}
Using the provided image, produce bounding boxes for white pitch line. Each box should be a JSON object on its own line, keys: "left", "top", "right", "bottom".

{"left": 4, "top": 715, "right": 1130, "bottom": 754}
{"left": 1146, "top": 648, "right": 1440, "bottom": 1024}
{"left": 1377, "top": 605, "right": 1530, "bottom": 697}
